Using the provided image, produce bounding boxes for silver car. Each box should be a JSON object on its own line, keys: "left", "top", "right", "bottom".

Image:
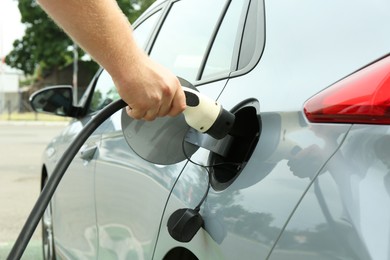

{"left": 31, "top": 0, "right": 390, "bottom": 259}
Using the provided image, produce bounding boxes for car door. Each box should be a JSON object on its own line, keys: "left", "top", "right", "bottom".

{"left": 50, "top": 99, "right": 101, "bottom": 258}
{"left": 93, "top": 0, "right": 240, "bottom": 259}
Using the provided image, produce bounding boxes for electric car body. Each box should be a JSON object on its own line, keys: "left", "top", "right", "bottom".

{"left": 32, "top": 0, "right": 390, "bottom": 259}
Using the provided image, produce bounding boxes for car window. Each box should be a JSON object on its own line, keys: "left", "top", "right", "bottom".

{"left": 149, "top": 0, "right": 227, "bottom": 82}
{"left": 88, "top": 11, "right": 161, "bottom": 113}
{"left": 201, "top": 0, "right": 248, "bottom": 79}
{"left": 237, "top": 0, "right": 265, "bottom": 71}
{"left": 88, "top": 70, "right": 119, "bottom": 113}
{"left": 133, "top": 10, "right": 161, "bottom": 48}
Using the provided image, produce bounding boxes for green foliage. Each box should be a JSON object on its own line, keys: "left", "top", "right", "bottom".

{"left": 5, "top": 0, "right": 155, "bottom": 76}
{"left": 5, "top": 0, "right": 73, "bottom": 75}
{"left": 120, "top": 0, "right": 156, "bottom": 23}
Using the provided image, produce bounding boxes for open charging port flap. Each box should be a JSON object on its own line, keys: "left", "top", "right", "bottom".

{"left": 208, "top": 99, "right": 261, "bottom": 190}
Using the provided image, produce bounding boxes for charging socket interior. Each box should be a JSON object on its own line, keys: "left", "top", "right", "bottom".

{"left": 208, "top": 99, "right": 261, "bottom": 191}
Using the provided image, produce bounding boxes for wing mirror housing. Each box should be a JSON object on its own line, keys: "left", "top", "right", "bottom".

{"left": 29, "top": 85, "right": 79, "bottom": 118}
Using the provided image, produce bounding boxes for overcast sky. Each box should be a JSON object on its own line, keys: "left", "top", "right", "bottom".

{"left": 0, "top": 0, "right": 25, "bottom": 58}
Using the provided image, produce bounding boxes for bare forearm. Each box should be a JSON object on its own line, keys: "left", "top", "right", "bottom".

{"left": 38, "top": 0, "right": 141, "bottom": 81}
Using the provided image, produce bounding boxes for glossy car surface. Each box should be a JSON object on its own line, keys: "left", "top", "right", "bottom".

{"left": 36, "top": 0, "right": 390, "bottom": 259}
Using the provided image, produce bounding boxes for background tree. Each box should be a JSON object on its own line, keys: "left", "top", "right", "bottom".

{"left": 5, "top": 0, "right": 155, "bottom": 78}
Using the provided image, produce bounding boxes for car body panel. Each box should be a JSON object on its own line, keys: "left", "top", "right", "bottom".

{"left": 154, "top": 112, "right": 350, "bottom": 259}
{"left": 227, "top": 0, "right": 390, "bottom": 113}
{"left": 269, "top": 125, "right": 390, "bottom": 260}
{"left": 94, "top": 109, "right": 188, "bottom": 260}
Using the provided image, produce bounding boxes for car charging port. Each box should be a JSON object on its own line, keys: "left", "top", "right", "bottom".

{"left": 208, "top": 99, "right": 261, "bottom": 191}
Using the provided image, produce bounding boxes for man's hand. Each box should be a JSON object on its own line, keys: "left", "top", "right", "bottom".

{"left": 115, "top": 52, "right": 186, "bottom": 121}
{"left": 38, "top": 0, "right": 186, "bottom": 120}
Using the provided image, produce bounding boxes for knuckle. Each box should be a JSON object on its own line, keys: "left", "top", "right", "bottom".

{"left": 143, "top": 111, "right": 157, "bottom": 121}
{"left": 131, "top": 113, "right": 143, "bottom": 120}
{"left": 143, "top": 115, "right": 155, "bottom": 121}
{"left": 161, "top": 84, "right": 173, "bottom": 97}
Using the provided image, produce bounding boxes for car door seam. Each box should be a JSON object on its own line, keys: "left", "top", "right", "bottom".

{"left": 265, "top": 124, "right": 353, "bottom": 260}
{"left": 151, "top": 160, "right": 191, "bottom": 259}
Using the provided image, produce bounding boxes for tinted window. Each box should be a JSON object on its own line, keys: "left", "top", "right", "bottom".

{"left": 89, "top": 70, "right": 119, "bottom": 113}
{"left": 202, "top": 0, "right": 248, "bottom": 79}
{"left": 150, "top": 0, "right": 227, "bottom": 82}
{"left": 237, "top": 0, "right": 264, "bottom": 70}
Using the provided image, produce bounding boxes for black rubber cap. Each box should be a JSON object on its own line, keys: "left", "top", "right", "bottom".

{"left": 167, "top": 208, "right": 204, "bottom": 243}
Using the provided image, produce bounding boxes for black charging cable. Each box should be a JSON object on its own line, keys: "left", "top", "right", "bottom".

{"left": 166, "top": 137, "right": 243, "bottom": 243}
{"left": 166, "top": 145, "right": 213, "bottom": 243}
{"left": 7, "top": 99, "right": 127, "bottom": 260}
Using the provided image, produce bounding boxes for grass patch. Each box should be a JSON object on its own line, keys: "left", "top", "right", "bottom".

{"left": 0, "top": 112, "right": 70, "bottom": 122}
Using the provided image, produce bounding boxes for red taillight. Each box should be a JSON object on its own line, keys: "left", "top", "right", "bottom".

{"left": 304, "top": 55, "right": 390, "bottom": 124}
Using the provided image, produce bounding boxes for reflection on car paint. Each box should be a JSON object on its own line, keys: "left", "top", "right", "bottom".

{"left": 272, "top": 126, "right": 390, "bottom": 259}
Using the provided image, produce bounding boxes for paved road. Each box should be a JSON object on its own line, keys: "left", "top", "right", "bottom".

{"left": 0, "top": 122, "right": 67, "bottom": 259}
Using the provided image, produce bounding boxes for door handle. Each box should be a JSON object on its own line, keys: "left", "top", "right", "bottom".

{"left": 80, "top": 145, "right": 98, "bottom": 161}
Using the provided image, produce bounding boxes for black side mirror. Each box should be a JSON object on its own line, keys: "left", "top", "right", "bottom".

{"left": 29, "top": 85, "right": 77, "bottom": 117}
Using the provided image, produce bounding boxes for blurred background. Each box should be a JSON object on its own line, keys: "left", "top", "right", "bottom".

{"left": 1, "top": 0, "right": 154, "bottom": 119}
{"left": 0, "top": 0, "right": 154, "bottom": 258}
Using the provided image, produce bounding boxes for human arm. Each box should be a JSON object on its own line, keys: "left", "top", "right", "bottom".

{"left": 37, "top": 0, "right": 186, "bottom": 120}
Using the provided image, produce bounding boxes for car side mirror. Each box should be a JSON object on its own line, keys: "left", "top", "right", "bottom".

{"left": 29, "top": 85, "right": 77, "bottom": 117}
